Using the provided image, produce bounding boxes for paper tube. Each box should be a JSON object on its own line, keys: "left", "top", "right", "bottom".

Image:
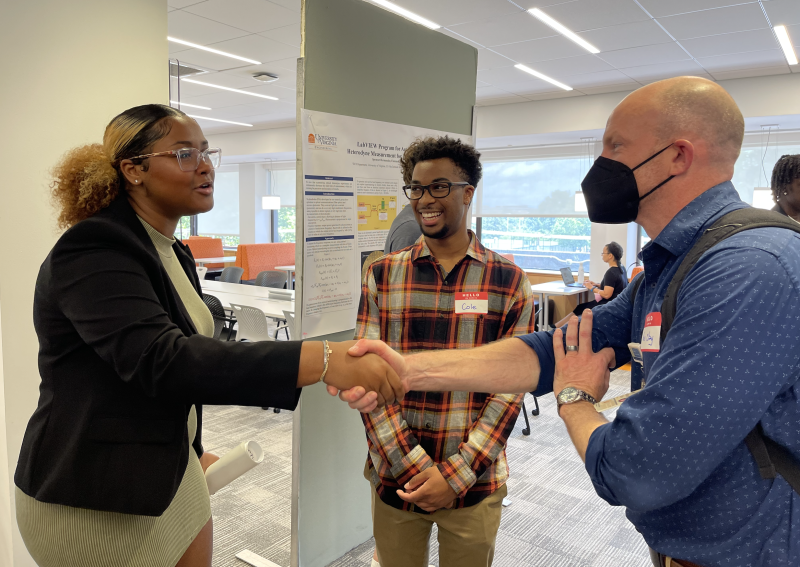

{"left": 205, "top": 441, "right": 264, "bottom": 495}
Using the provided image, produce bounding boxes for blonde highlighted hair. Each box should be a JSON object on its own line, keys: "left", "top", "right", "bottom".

{"left": 51, "top": 104, "right": 188, "bottom": 229}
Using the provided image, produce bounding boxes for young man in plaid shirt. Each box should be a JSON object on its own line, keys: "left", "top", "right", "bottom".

{"left": 357, "top": 137, "right": 535, "bottom": 567}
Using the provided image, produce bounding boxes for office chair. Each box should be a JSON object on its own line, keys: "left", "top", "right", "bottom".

{"left": 219, "top": 266, "right": 244, "bottom": 283}
{"left": 255, "top": 270, "right": 288, "bottom": 289}
{"left": 201, "top": 294, "right": 236, "bottom": 340}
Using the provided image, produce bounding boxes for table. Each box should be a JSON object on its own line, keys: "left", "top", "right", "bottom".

{"left": 201, "top": 281, "right": 295, "bottom": 320}
{"left": 202, "top": 280, "right": 295, "bottom": 301}
{"left": 274, "top": 264, "right": 296, "bottom": 289}
{"left": 530, "top": 281, "right": 591, "bottom": 331}
{"left": 194, "top": 256, "right": 236, "bottom": 266}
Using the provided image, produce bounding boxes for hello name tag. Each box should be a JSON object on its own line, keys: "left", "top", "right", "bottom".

{"left": 641, "top": 312, "right": 661, "bottom": 352}
{"left": 455, "top": 292, "right": 488, "bottom": 314}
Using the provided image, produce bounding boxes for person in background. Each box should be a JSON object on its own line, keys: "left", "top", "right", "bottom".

{"left": 554, "top": 241, "right": 627, "bottom": 328}
{"left": 384, "top": 201, "right": 422, "bottom": 253}
{"left": 771, "top": 154, "right": 800, "bottom": 222}
{"left": 15, "top": 104, "right": 403, "bottom": 567}
{"left": 360, "top": 136, "right": 535, "bottom": 567}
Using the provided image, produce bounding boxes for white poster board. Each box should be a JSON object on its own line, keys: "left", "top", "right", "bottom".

{"left": 300, "top": 109, "right": 472, "bottom": 338}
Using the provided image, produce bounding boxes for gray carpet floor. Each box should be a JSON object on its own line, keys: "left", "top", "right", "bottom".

{"left": 202, "top": 340, "right": 650, "bottom": 567}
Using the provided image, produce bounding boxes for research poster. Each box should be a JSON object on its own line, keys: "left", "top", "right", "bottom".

{"left": 300, "top": 109, "right": 472, "bottom": 338}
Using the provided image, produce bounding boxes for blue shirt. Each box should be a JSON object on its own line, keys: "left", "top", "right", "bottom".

{"left": 520, "top": 182, "right": 800, "bottom": 566}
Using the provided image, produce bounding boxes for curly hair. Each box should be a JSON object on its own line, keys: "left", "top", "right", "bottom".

{"left": 771, "top": 154, "right": 800, "bottom": 203}
{"left": 51, "top": 104, "right": 188, "bottom": 230}
{"left": 399, "top": 136, "right": 482, "bottom": 187}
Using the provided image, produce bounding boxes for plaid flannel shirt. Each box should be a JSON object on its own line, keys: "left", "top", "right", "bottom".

{"left": 356, "top": 232, "right": 535, "bottom": 512}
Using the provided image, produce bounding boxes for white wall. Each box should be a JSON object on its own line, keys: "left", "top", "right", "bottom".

{"left": 0, "top": 1, "right": 167, "bottom": 564}
{"left": 209, "top": 126, "right": 296, "bottom": 158}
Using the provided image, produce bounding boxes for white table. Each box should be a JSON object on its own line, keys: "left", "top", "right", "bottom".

{"left": 274, "top": 264, "right": 296, "bottom": 289}
{"left": 194, "top": 256, "right": 236, "bottom": 266}
{"left": 530, "top": 281, "right": 591, "bottom": 331}
{"left": 202, "top": 280, "right": 295, "bottom": 301}
{"left": 201, "top": 281, "right": 294, "bottom": 320}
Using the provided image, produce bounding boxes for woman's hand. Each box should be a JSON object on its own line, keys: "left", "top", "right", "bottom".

{"left": 322, "top": 341, "right": 405, "bottom": 406}
{"left": 199, "top": 452, "right": 219, "bottom": 474}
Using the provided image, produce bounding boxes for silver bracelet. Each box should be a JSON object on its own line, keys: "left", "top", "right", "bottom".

{"left": 319, "top": 340, "right": 332, "bottom": 383}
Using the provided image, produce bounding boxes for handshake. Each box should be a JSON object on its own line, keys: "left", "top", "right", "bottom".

{"left": 319, "top": 339, "right": 408, "bottom": 412}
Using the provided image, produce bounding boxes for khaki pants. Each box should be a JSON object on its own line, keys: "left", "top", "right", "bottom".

{"left": 371, "top": 484, "right": 507, "bottom": 567}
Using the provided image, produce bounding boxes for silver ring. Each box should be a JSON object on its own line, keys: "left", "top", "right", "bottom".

{"left": 566, "top": 345, "right": 579, "bottom": 352}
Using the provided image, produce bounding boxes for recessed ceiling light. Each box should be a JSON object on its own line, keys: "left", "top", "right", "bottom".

{"left": 181, "top": 78, "right": 279, "bottom": 100}
{"left": 168, "top": 36, "right": 262, "bottom": 65}
{"left": 774, "top": 25, "right": 798, "bottom": 66}
{"left": 370, "top": 0, "right": 440, "bottom": 30}
{"left": 514, "top": 64, "right": 573, "bottom": 91}
{"left": 170, "top": 100, "right": 212, "bottom": 110}
{"left": 187, "top": 114, "right": 253, "bottom": 127}
{"left": 528, "top": 8, "right": 600, "bottom": 54}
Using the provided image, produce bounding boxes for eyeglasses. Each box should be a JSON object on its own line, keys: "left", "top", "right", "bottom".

{"left": 129, "top": 147, "right": 222, "bottom": 171}
{"left": 402, "top": 181, "right": 471, "bottom": 200}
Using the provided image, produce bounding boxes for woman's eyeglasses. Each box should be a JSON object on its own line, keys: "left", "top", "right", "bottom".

{"left": 402, "top": 181, "right": 471, "bottom": 200}
{"left": 129, "top": 147, "right": 222, "bottom": 171}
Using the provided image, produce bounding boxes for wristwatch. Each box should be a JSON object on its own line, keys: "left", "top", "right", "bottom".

{"left": 556, "top": 387, "right": 597, "bottom": 415}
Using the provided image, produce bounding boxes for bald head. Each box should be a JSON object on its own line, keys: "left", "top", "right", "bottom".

{"left": 618, "top": 76, "right": 745, "bottom": 167}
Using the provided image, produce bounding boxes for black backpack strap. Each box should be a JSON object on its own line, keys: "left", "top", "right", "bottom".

{"left": 628, "top": 271, "right": 645, "bottom": 307}
{"left": 654, "top": 207, "right": 800, "bottom": 496}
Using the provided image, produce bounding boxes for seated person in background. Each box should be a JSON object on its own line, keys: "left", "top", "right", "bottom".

{"left": 555, "top": 241, "right": 626, "bottom": 327}
{"left": 771, "top": 154, "right": 800, "bottom": 222}
{"left": 359, "top": 136, "right": 535, "bottom": 567}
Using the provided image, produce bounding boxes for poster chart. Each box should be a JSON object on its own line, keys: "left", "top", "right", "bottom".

{"left": 300, "top": 109, "right": 472, "bottom": 338}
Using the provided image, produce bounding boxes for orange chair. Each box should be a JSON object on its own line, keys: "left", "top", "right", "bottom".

{"left": 184, "top": 238, "right": 226, "bottom": 269}
{"left": 235, "top": 243, "right": 296, "bottom": 281}
{"left": 629, "top": 265, "right": 643, "bottom": 282}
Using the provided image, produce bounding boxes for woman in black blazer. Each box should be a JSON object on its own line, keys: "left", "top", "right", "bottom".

{"left": 15, "top": 104, "right": 402, "bottom": 567}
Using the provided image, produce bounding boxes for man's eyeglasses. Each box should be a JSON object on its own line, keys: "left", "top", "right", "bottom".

{"left": 129, "top": 147, "right": 222, "bottom": 172}
{"left": 402, "top": 181, "right": 471, "bottom": 200}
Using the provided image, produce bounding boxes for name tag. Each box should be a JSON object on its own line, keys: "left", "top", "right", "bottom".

{"left": 641, "top": 312, "right": 661, "bottom": 352}
{"left": 455, "top": 292, "right": 488, "bottom": 314}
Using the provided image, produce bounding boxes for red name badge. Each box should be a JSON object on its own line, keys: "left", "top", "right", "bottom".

{"left": 641, "top": 312, "right": 661, "bottom": 352}
{"left": 455, "top": 292, "right": 488, "bottom": 314}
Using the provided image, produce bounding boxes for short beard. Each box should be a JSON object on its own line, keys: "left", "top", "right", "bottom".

{"left": 421, "top": 222, "right": 450, "bottom": 240}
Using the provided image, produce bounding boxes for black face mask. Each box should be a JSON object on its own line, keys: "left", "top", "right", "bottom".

{"left": 581, "top": 144, "right": 674, "bottom": 224}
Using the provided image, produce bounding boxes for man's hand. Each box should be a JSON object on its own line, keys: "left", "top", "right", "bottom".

{"left": 396, "top": 467, "right": 458, "bottom": 512}
{"left": 327, "top": 340, "right": 408, "bottom": 412}
{"left": 553, "top": 310, "right": 615, "bottom": 402}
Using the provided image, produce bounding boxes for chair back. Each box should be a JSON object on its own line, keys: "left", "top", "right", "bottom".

{"left": 201, "top": 293, "right": 226, "bottom": 339}
{"left": 196, "top": 266, "right": 208, "bottom": 280}
{"left": 235, "top": 242, "right": 296, "bottom": 280}
{"left": 230, "top": 304, "right": 274, "bottom": 342}
{"left": 255, "top": 270, "right": 288, "bottom": 289}
{"left": 219, "top": 266, "right": 244, "bottom": 283}
{"left": 629, "top": 265, "right": 644, "bottom": 282}
{"left": 184, "top": 238, "right": 225, "bottom": 268}
{"left": 282, "top": 310, "right": 295, "bottom": 339}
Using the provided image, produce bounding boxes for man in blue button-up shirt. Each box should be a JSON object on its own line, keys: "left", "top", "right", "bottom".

{"left": 339, "top": 77, "right": 800, "bottom": 567}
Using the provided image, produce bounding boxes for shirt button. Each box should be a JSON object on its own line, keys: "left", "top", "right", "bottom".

{"left": 439, "top": 313, "right": 446, "bottom": 318}
{"left": 425, "top": 423, "right": 432, "bottom": 429}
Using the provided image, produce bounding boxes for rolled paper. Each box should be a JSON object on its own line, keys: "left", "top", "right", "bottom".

{"left": 205, "top": 441, "right": 264, "bottom": 495}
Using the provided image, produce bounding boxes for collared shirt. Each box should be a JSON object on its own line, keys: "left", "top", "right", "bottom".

{"left": 520, "top": 182, "right": 800, "bottom": 566}
{"left": 357, "top": 232, "right": 534, "bottom": 512}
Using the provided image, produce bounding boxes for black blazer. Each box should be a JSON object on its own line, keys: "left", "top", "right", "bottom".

{"left": 15, "top": 195, "right": 302, "bottom": 516}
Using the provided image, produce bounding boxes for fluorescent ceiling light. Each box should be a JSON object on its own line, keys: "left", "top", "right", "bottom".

{"left": 774, "top": 25, "right": 798, "bottom": 66}
{"left": 182, "top": 78, "right": 279, "bottom": 100}
{"left": 187, "top": 114, "right": 253, "bottom": 127}
{"left": 514, "top": 64, "right": 573, "bottom": 91}
{"left": 370, "top": 0, "right": 440, "bottom": 30}
{"left": 168, "top": 36, "right": 262, "bottom": 65}
{"left": 170, "top": 100, "right": 212, "bottom": 110}
{"left": 528, "top": 9, "right": 600, "bottom": 54}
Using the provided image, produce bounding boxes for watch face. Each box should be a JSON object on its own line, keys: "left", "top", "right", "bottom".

{"left": 558, "top": 387, "right": 582, "bottom": 405}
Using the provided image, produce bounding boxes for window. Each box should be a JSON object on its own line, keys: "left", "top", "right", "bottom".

{"left": 174, "top": 216, "right": 191, "bottom": 240}
{"left": 197, "top": 167, "right": 239, "bottom": 246}
{"left": 269, "top": 168, "right": 296, "bottom": 243}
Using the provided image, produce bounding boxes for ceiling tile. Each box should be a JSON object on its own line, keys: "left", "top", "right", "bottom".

{"left": 681, "top": 28, "right": 779, "bottom": 58}
{"left": 476, "top": 79, "right": 491, "bottom": 87}
{"left": 264, "top": 57, "right": 301, "bottom": 72}
{"left": 475, "top": 86, "right": 520, "bottom": 100}
{"left": 617, "top": 59, "right": 710, "bottom": 82}
{"left": 259, "top": 23, "right": 300, "bottom": 47}
{"left": 221, "top": 64, "right": 297, "bottom": 87}
{"left": 446, "top": 12, "right": 557, "bottom": 48}
{"left": 598, "top": 42, "right": 690, "bottom": 68}
{"left": 710, "top": 66, "right": 791, "bottom": 80}
{"left": 183, "top": 0, "right": 300, "bottom": 34}
{"left": 168, "top": 0, "right": 208, "bottom": 9}
{"left": 437, "top": 27, "right": 485, "bottom": 49}
{"left": 697, "top": 48, "right": 789, "bottom": 71}
{"left": 537, "top": 0, "right": 651, "bottom": 33}
{"left": 492, "top": 78, "right": 566, "bottom": 95}
{"left": 526, "top": 54, "right": 615, "bottom": 78}
{"left": 657, "top": 4, "right": 769, "bottom": 40}
{"left": 555, "top": 69, "right": 640, "bottom": 88}
{"left": 576, "top": 20, "right": 673, "bottom": 52}
{"left": 477, "top": 49, "right": 516, "bottom": 70}
{"left": 762, "top": 0, "right": 800, "bottom": 27}
{"left": 523, "top": 90, "right": 586, "bottom": 102}
{"left": 478, "top": 66, "right": 533, "bottom": 85}
{"left": 491, "top": 35, "right": 591, "bottom": 64}
{"left": 264, "top": 0, "right": 300, "bottom": 12}
{"left": 208, "top": 34, "right": 299, "bottom": 63}
{"left": 476, "top": 94, "right": 531, "bottom": 106}
{"left": 637, "top": 0, "right": 756, "bottom": 19}
{"left": 168, "top": 10, "right": 252, "bottom": 44}
{"left": 578, "top": 83, "right": 638, "bottom": 95}
{"left": 385, "top": 0, "right": 522, "bottom": 28}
